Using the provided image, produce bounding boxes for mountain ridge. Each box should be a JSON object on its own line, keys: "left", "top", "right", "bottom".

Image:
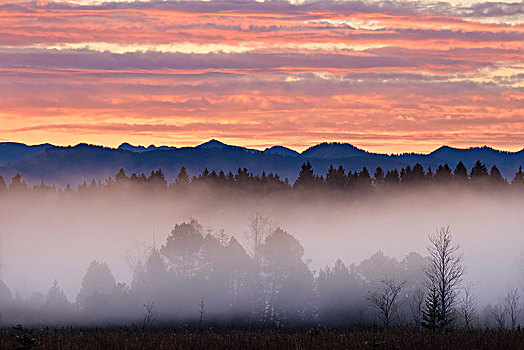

{"left": 1, "top": 140, "right": 524, "bottom": 186}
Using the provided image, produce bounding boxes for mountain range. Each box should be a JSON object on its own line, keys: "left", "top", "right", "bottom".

{"left": 0, "top": 140, "right": 523, "bottom": 186}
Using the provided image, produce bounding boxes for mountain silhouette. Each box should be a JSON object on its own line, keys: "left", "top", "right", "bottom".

{"left": 0, "top": 141, "right": 523, "bottom": 186}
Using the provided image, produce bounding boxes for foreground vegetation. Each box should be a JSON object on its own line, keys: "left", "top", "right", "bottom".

{"left": 1, "top": 327, "right": 523, "bottom": 350}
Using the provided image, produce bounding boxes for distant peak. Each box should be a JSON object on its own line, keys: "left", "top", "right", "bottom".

{"left": 301, "top": 142, "right": 366, "bottom": 159}
{"left": 196, "top": 139, "right": 229, "bottom": 149}
{"left": 263, "top": 145, "right": 299, "bottom": 157}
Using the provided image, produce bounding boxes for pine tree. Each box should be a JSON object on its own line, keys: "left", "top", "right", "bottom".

{"left": 373, "top": 167, "right": 385, "bottom": 187}
{"left": 294, "top": 161, "right": 316, "bottom": 189}
{"left": 453, "top": 161, "right": 469, "bottom": 183}
{"left": 175, "top": 166, "right": 190, "bottom": 186}
{"left": 489, "top": 165, "right": 505, "bottom": 185}
{"left": 412, "top": 163, "right": 425, "bottom": 182}
{"left": 470, "top": 160, "right": 489, "bottom": 182}
{"left": 435, "top": 164, "right": 452, "bottom": 183}
{"left": 511, "top": 166, "right": 524, "bottom": 186}
{"left": 422, "top": 286, "right": 442, "bottom": 331}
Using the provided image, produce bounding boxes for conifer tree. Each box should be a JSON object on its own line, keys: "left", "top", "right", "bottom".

{"left": 470, "top": 160, "right": 489, "bottom": 182}
{"left": 511, "top": 166, "right": 524, "bottom": 186}
{"left": 489, "top": 165, "right": 505, "bottom": 185}
{"left": 294, "top": 161, "right": 316, "bottom": 189}
{"left": 373, "top": 167, "right": 385, "bottom": 187}
{"left": 175, "top": 166, "right": 190, "bottom": 186}
{"left": 422, "top": 286, "right": 442, "bottom": 331}
{"left": 453, "top": 161, "right": 469, "bottom": 183}
{"left": 435, "top": 164, "right": 452, "bottom": 183}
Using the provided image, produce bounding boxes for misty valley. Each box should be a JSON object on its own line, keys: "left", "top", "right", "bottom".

{"left": 0, "top": 160, "right": 522, "bottom": 339}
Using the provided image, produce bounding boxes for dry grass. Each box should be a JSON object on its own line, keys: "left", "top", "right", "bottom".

{"left": 1, "top": 327, "right": 523, "bottom": 350}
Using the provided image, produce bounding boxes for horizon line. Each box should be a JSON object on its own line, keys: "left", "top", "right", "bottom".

{"left": 2, "top": 139, "right": 524, "bottom": 156}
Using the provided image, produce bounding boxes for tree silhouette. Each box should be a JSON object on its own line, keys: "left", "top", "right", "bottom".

{"left": 161, "top": 220, "right": 205, "bottom": 278}
{"left": 9, "top": 173, "right": 27, "bottom": 191}
{"left": 411, "top": 163, "right": 425, "bottom": 183}
{"left": 453, "top": 161, "right": 469, "bottom": 183}
{"left": 384, "top": 169, "right": 400, "bottom": 185}
{"left": 504, "top": 288, "right": 521, "bottom": 329}
{"left": 422, "top": 286, "right": 442, "bottom": 331}
{"left": 470, "top": 160, "right": 489, "bottom": 183}
{"left": 148, "top": 169, "right": 167, "bottom": 188}
{"left": 373, "top": 167, "right": 385, "bottom": 187}
{"left": 367, "top": 276, "right": 406, "bottom": 328}
{"left": 435, "top": 164, "right": 452, "bottom": 183}
{"left": 511, "top": 166, "right": 524, "bottom": 186}
{"left": 261, "top": 228, "right": 314, "bottom": 324}
{"left": 326, "top": 165, "right": 347, "bottom": 189}
{"left": 489, "top": 165, "right": 505, "bottom": 185}
{"left": 422, "top": 226, "right": 465, "bottom": 332}
{"left": 76, "top": 261, "right": 117, "bottom": 308}
{"left": 175, "top": 166, "right": 190, "bottom": 186}
{"left": 294, "top": 161, "right": 316, "bottom": 189}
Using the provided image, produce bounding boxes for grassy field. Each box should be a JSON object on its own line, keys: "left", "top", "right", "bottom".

{"left": 1, "top": 327, "right": 523, "bottom": 349}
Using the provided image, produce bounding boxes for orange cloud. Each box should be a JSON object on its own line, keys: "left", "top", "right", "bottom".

{"left": 0, "top": 0, "right": 522, "bottom": 153}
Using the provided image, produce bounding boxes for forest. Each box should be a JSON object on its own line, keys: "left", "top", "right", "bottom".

{"left": 1, "top": 159, "right": 524, "bottom": 196}
{"left": 0, "top": 160, "right": 523, "bottom": 348}
{"left": 0, "top": 215, "right": 521, "bottom": 331}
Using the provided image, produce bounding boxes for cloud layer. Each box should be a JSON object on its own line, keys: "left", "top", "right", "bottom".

{"left": 0, "top": 0, "right": 522, "bottom": 153}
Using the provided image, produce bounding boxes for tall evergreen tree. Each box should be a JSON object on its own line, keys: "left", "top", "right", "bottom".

{"left": 453, "top": 161, "right": 469, "bottom": 183}
{"left": 9, "top": 173, "right": 27, "bottom": 191}
{"left": 435, "top": 164, "right": 452, "bottom": 183}
{"left": 325, "top": 164, "right": 347, "bottom": 189}
{"left": 470, "top": 160, "right": 489, "bottom": 182}
{"left": 115, "top": 168, "right": 128, "bottom": 183}
{"left": 511, "top": 166, "right": 524, "bottom": 186}
{"left": 294, "top": 161, "right": 316, "bottom": 189}
{"left": 149, "top": 169, "right": 167, "bottom": 187}
{"left": 373, "top": 167, "right": 385, "bottom": 187}
{"left": 355, "top": 167, "right": 372, "bottom": 189}
{"left": 175, "top": 166, "right": 190, "bottom": 186}
{"left": 411, "top": 163, "right": 425, "bottom": 182}
{"left": 489, "top": 165, "right": 505, "bottom": 185}
{"left": 421, "top": 286, "right": 442, "bottom": 331}
{"left": 384, "top": 169, "right": 400, "bottom": 185}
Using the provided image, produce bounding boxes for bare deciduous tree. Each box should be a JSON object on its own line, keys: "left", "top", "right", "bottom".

{"left": 142, "top": 301, "right": 158, "bottom": 329}
{"left": 367, "top": 276, "right": 407, "bottom": 328}
{"left": 409, "top": 288, "right": 425, "bottom": 329}
{"left": 245, "top": 212, "right": 273, "bottom": 260}
{"left": 422, "top": 225, "right": 465, "bottom": 332}
{"left": 504, "top": 288, "right": 521, "bottom": 329}
{"left": 458, "top": 283, "right": 477, "bottom": 330}
{"left": 490, "top": 303, "right": 507, "bottom": 330}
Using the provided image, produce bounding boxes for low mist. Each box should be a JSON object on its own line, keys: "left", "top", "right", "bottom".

{"left": 0, "top": 183, "right": 522, "bottom": 328}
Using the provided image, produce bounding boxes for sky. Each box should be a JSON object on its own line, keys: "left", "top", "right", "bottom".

{"left": 0, "top": 0, "right": 522, "bottom": 153}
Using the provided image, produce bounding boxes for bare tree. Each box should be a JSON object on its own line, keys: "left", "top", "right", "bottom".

{"left": 490, "top": 303, "right": 507, "bottom": 330}
{"left": 422, "top": 225, "right": 465, "bottom": 332}
{"left": 142, "top": 301, "right": 158, "bottom": 329}
{"left": 367, "top": 276, "right": 407, "bottom": 328}
{"left": 409, "top": 288, "right": 425, "bottom": 329}
{"left": 198, "top": 297, "right": 206, "bottom": 331}
{"left": 504, "top": 288, "right": 521, "bottom": 329}
{"left": 245, "top": 212, "right": 273, "bottom": 260}
{"left": 458, "top": 283, "right": 477, "bottom": 330}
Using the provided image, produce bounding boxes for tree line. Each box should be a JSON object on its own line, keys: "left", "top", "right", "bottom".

{"left": 1, "top": 160, "right": 524, "bottom": 194}
{"left": 0, "top": 217, "right": 520, "bottom": 330}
